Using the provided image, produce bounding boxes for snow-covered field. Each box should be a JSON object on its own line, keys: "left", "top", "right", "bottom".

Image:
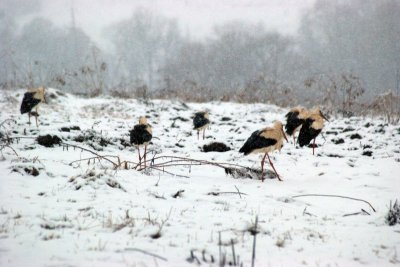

{"left": 0, "top": 88, "right": 399, "bottom": 267}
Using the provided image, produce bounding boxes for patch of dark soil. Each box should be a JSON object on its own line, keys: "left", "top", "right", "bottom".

{"left": 224, "top": 166, "right": 276, "bottom": 180}
{"left": 37, "top": 135, "right": 62, "bottom": 147}
{"left": 203, "top": 142, "right": 231, "bottom": 152}
{"left": 332, "top": 138, "right": 345, "bottom": 144}
{"left": 171, "top": 116, "right": 189, "bottom": 122}
{"left": 325, "top": 153, "right": 344, "bottom": 158}
{"left": 73, "top": 129, "right": 112, "bottom": 150}
{"left": 362, "top": 151, "right": 373, "bottom": 156}
{"left": 342, "top": 127, "right": 355, "bottom": 132}
{"left": 326, "top": 131, "right": 338, "bottom": 135}
{"left": 60, "top": 127, "right": 70, "bottom": 132}
{"left": 24, "top": 167, "right": 39, "bottom": 176}
{"left": 350, "top": 133, "right": 362, "bottom": 139}
{"left": 221, "top": 117, "right": 232, "bottom": 121}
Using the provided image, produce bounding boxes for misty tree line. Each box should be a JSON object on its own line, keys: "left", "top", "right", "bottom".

{"left": 0, "top": 0, "right": 399, "bottom": 117}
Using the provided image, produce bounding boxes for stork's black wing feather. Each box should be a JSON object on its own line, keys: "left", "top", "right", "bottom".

{"left": 298, "top": 118, "right": 321, "bottom": 147}
{"left": 285, "top": 111, "right": 305, "bottom": 135}
{"left": 239, "top": 130, "right": 277, "bottom": 155}
{"left": 193, "top": 113, "right": 209, "bottom": 129}
{"left": 130, "top": 124, "right": 152, "bottom": 145}
{"left": 20, "top": 92, "right": 41, "bottom": 114}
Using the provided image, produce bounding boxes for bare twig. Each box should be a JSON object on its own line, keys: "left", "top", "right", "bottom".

{"left": 251, "top": 215, "right": 258, "bottom": 267}
{"left": 231, "top": 239, "right": 236, "bottom": 266}
{"left": 123, "top": 247, "right": 167, "bottom": 261}
{"left": 292, "top": 194, "right": 376, "bottom": 212}
{"left": 208, "top": 191, "right": 248, "bottom": 197}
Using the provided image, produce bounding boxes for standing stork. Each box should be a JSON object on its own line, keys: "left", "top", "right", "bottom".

{"left": 130, "top": 116, "right": 152, "bottom": 167}
{"left": 20, "top": 86, "right": 46, "bottom": 127}
{"left": 285, "top": 106, "right": 308, "bottom": 145}
{"left": 239, "top": 121, "right": 288, "bottom": 182}
{"left": 298, "top": 107, "right": 329, "bottom": 155}
{"left": 193, "top": 111, "right": 210, "bottom": 140}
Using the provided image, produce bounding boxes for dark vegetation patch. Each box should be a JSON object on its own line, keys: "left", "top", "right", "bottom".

{"left": 364, "top": 122, "right": 373, "bottom": 128}
{"left": 350, "top": 133, "right": 362, "bottom": 139}
{"left": 362, "top": 151, "right": 373, "bottom": 156}
{"left": 203, "top": 142, "right": 231, "bottom": 152}
{"left": 24, "top": 167, "right": 39, "bottom": 176}
{"left": 342, "top": 127, "right": 355, "bottom": 132}
{"left": 37, "top": 135, "right": 62, "bottom": 147}
{"left": 326, "top": 131, "right": 338, "bottom": 135}
{"left": 220, "top": 117, "right": 232, "bottom": 121}
{"left": 332, "top": 138, "right": 345, "bottom": 144}
{"left": 60, "top": 126, "right": 81, "bottom": 132}
{"left": 119, "top": 138, "right": 131, "bottom": 148}
{"left": 73, "top": 129, "right": 112, "bottom": 150}
{"left": 225, "top": 166, "right": 276, "bottom": 180}
{"left": 386, "top": 200, "right": 400, "bottom": 226}
{"left": 171, "top": 116, "right": 189, "bottom": 122}
{"left": 325, "top": 153, "right": 344, "bottom": 158}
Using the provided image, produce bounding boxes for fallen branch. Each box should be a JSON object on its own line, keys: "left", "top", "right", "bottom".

{"left": 63, "top": 141, "right": 119, "bottom": 168}
{"left": 123, "top": 247, "right": 168, "bottom": 261}
{"left": 292, "top": 194, "right": 376, "bottom": 212}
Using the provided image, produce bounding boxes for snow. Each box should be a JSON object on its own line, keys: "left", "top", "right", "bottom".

{"left": 0, "top": 88, "right": 399, "bottom": 266}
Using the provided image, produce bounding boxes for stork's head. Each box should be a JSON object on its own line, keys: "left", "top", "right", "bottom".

{"left": 35, "top": 86, "right": 46, "bottom": 103}
{"left": 138, "top": 116, "right": 148, "bottom": 124}
{"left": 311, "top": 106, "right": 329, "bottom": 121}
{"left": 274, "top": 120, "right": 288, "bottom": 142}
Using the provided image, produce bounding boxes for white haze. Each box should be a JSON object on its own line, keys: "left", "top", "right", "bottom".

{"left": 37, "top": 0, "right": 315, "bottom": 49}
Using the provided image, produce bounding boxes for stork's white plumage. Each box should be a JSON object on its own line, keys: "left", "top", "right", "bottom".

{"left": 130, "top": 116, "right": 152, "bottom": 167}
{"left": 298, "top": 107, "right": 329, "bottom": 155}
{"left": 20, "top": 87, "right": 46, "bottom": 127}
{"left": 239, "top": 121, "right": 288, "bottom": 181}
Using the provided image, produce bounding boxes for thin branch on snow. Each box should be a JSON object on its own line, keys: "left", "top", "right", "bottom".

{"left": 292, "top": 194, "right": 376, "bottom": 212}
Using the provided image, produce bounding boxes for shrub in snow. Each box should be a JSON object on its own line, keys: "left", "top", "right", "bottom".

{"left": 386, "top": 200, "right": 400, "bottom": 226}
{"left": 37, "top": 135, "right": 62, "bottom": 147}
{"left": 203, "top": 142, "right": 231, "bottom": 152}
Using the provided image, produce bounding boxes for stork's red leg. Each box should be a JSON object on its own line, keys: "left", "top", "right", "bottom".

{"left": 197, "top": 130, "right": 199, "bottom": 140}
{"left": 260, "top": 152, "right": 268, "bottom": 182}
{"left": 35, "top": 107, "right": 39, "bottom": 128}
{"left": 313, "top": 138, "right": 315, "bottom": 155}
{"left": 266, "top": 153, "right": 282, "bottom": 181}
{"left": 293, "top": 135, "right": 296, "bottom": 146}
{"left": 137, "top": 146, "right": 141, "bottom": 168}
{"left": 203, "top": 128, "right": 205, "bottom": 140}
{"left": 144, "top": 144, "right": 147, "bottom": 167}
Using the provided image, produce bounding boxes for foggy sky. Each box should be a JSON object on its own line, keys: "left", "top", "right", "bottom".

{"left": 34, "top": 0, "right": 315, "bottom": 48}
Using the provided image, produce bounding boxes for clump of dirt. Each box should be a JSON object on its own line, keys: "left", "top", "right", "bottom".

{"left": 224, "top": 166, "right": 276, "bottom": 180}
{"left": 221, "top": 117, "right": 232, "bottom": 121}
{"left": 332, "top": 138, "right": 345, "bottom": 144}
{"left": 203, "top": 142, "right": 231, "bottom": 152}
{"left": 37, "top": 135, "right": 62, "bottom": 147}
{"left": 362, "top": 151, "right": 373, "bottom": 156}
{"left": 60, "top": 126, "right": 81, "bottom": 132}
{"left": 73, "top": 129, "right": 112, "bottom": 151}
{"left": 24, "top": 167, "right": 39, "bottom": 176}
{"left": 350, "top": 133, "right": 362, "bottom": 139}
